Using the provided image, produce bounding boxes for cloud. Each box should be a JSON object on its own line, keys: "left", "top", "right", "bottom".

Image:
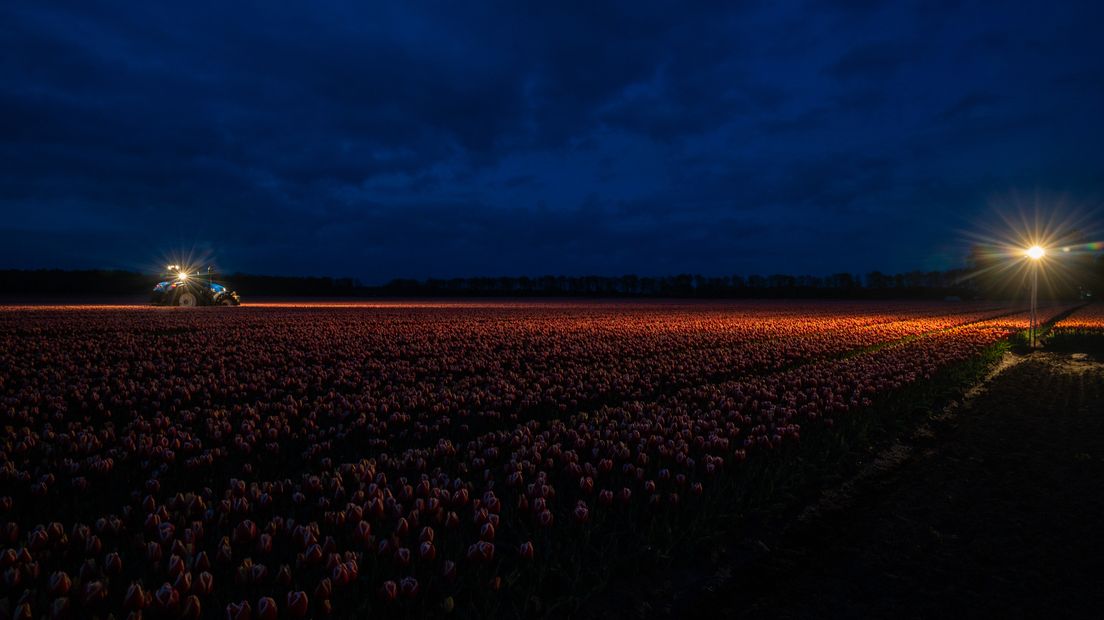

{"left": 826, "top": 42, "right": 910, "bottom": 81}
{"left": 2, "top": 1, "right": 1103, "bottom": 280}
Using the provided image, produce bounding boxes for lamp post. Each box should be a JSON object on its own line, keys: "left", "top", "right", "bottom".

{"left": 1025, "top": 245, "right": 1045, "bottom": 348}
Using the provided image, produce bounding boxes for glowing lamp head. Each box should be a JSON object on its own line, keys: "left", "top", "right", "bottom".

{"left": 177, "top": 271, "right": 189, "bottom": 281}
{"left": 1026, "top": 245, "right": 1045, "bottom": 260}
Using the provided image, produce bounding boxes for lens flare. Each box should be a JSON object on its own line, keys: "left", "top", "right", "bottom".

{"left": 1026, "top": 245, "right": 1045, "bottom": 260}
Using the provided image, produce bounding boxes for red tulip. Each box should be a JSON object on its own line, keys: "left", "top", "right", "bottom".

{"left": 354, "top": 520, "right": 371, "bottom": 545}
{"left": 168, "top": 554, "right": 186, "bottom": 579}
{"left": 226, "top": 600, "right": 252, "bottom": 620}
{"left": 0, "top": 548, "right": 16, "bottom": 568}
{"left": 174, "top": 570, "right": 192, "bottom": 593}
{"left": 314, "top": 577, "right": 333, "bottom": 600}
{"left": 394, "top": 546, "right": 411, "bottom": 567}
{"left": 400, "top": 576, "right": 420, "bottom": 599}
{"left": 467, "top": 540, "right": 495, "bottom": 563}
{"left": 445, "top": 511, "right": 460, "bottom": 529}
{"left": 419, "top": 540, "right": 436, "bottom": 561}
{"left": 480, "top": 522, "right": 495, "bottom": 542}
{"left": 255, "top": 533, "right": 272, "bottom": 555}
{"left": 394, "top": 517, "right": 410, "bottom": 537}
{"left": 573, "top": 501, "right": 590, "bottom": 524}
{"left": 379, "top": 580, "right": 398, "bottom": 602}
{"left": 50, "top": 597, "right": 70, "bottom": 620}
{"left": 104, "top": 551, "right": 123, "bottom": 575}
{"left": 286, "top": 591, "right": 309, "bottom": 618}
{"left": 124, "top": 583, "right": 147, "bottom": 610}
{"left": 331, "top": 562, "right": 350, "bottom": 586}
{"left": 519, "top": 541, "right": 535, "bottom": 560}
{"left": 195, "top": 571, "right": 214, "bottom": 596}
{"left": 181, "top": 595, "right": 202, "bottom": 620}
{"left": 256, "top": 597, "right": 278, "bottom": 620}
{"left": 276, "top": 564, "right": 293, "bottom": 587}
{"left": 154, "top": 583, "right": 179, "bottom": 610}
{"left": 48, "top": 571, "right": 71, "bottom": 596}
{"left": 81, "top": 580, "right": 108, "bottom": 607}
{"left": 233, "top": 520, "right": 257, "bottom": 545}
{"left": 304, "top": 543, "right": 323, "bottom": 564}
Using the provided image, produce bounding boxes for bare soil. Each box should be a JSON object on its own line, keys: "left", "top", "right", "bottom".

{"left": 682, "top": 351, "right": 1104, "bottom": 619}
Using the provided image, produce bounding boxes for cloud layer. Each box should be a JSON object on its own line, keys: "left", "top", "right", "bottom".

{"left": 2, "top": 1, "right": 1102, "bottom": 280}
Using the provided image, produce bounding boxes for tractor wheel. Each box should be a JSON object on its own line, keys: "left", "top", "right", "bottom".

{"left": 177, "top": 291, "right": 198, "bottom": 307}
{"left": 220, "top": 297, "right": 236, "bottom": 306}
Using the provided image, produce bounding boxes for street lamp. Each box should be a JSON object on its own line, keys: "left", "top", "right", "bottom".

{"left": 1025, "top": 245, "right": 1045, "bottom": 348}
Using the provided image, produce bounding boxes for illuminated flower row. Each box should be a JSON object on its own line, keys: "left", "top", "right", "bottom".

{"left": 0, "top": 301, "right": 1058, "bottom": 617}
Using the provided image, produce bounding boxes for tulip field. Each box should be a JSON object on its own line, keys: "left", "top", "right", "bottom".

{"left": 0, "top": 300, "right": 1083, "bottom": 618}
{"left": 1047, "top": 303, "right": 1104, "bottom": 350}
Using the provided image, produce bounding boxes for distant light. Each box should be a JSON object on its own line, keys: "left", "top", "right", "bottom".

{"left": 1026, "top": 245, "right": 1045, "bottom": 260}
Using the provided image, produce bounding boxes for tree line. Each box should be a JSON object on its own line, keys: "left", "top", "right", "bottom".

{"left": 3, "top": 251, "right": 1101, "bottom": 300}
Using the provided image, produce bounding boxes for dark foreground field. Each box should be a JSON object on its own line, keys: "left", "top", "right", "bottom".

{"left": 653, "top": 352, "right": 1104, "bottom": 619}
{"left": 1, "top": 302, "right": 1100, "bottom": 619}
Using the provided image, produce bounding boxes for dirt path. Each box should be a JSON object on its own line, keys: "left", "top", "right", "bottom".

{"left": 698, "top": 352, "right": 1104, "bottom": 619}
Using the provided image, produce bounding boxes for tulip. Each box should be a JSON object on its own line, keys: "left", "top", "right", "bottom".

{"left": 379, "top": 580, "right": 398, "bottom": 602}
{"left": 331, "top": 562, "right": 350, "bottom": 586}
{"left": 50, "top": 597, "right": 71, "bottom": 620}
{"left": 0, "top": 548, "right": 16, "bottom": 568}
{"left": 286, "top": 591, "right": 309, "bottom": 618}
{"left": 314, "top": 577, "right": 333, "bottom": 600}
{"left": 419, "top": 540, "right": 436, "bottom": 561}
{"left": 125, "top": 582, "right": 149, "bottom": 604}
{"left": 519, "top": 541, "right": 535, "bottom": 560}
{"left": 174, "top": 570, "right": 192, "bottom": 593}
{"left": 354, "top": 520, "right": 371, "bottom": 545}
{"left": 104, "top": 551, "right": 123, "bottom": 575}
{"left": 467, "top": 540, "right": 495, "bottom": 563}
{"left": 195, "top": 571, "right": 214, "bottom": 596}
{"left": 276, "top": 564, "right": 293, "bottom": 587}
{"left": 304, "top": 543, "right": 323, "bottom": 564}
{"left": 400, "top": 576, "right": 419, "bottom": 599}
{"left": 255, "top": 533, "right": 273, "bottom": 555}
{"left": 573, "top": 501, "right": 590, "bottom": 524}
{"left": 180, "top": 595, "right": 202, "bottom": 620}
{"left": 154, "top": 583, "right": 179, "bottom": 610}
{"left": 168, "top": 554, "right": 186, "bottom": 579}
{"left": 233, "top": 520, "right": 257, "bottom": 545}
{"left": 394, "top": 546, "right": 411, "bottom": 567}
{"left": 81, "top": 580, "right": 108, "bottom": 607}
{"left": 226, "top": 600, "right": 252, "bottom": 620}
{"left": 48, "top": 570, "right": 71, "bottom": 596}
{"left": 442, "top": 559, "right": 457, "bottom": 582}
{"left": 256, "top": 597, "right": 278, "bottom": 620}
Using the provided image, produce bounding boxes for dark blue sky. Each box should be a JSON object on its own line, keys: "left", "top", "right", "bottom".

{"left": 2, "top": 1, "right": 1102, "bottom": 282}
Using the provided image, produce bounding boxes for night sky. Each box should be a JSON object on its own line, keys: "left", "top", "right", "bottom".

{"left": 3, "top": 1, "right": 1102, "bottom": 282}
